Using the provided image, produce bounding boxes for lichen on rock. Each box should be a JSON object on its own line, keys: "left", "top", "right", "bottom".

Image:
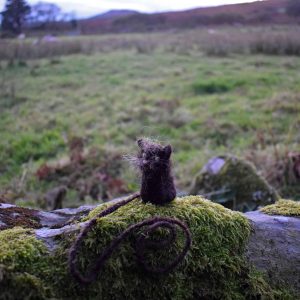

{"left": 260, "top": 199, "right": 300, "bottom": 217}
{"left": 0, "top": 207, "right": 42, "bottom": 230}
{"left": 0, "top": 196, "right": 293, "bottom": 299}
{"left": 189, "top": 155, "right": 279, "bottom": 212}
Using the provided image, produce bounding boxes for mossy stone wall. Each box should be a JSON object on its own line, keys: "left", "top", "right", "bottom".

{"left": 0, "top": 196, "right": 294, "bottom": 299}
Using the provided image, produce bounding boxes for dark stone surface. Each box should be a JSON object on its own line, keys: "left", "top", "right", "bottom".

{"left": 0, "top": 202, "right": 96, "bottom": 231}
{"left": 245, "top": 211, "right": 300, "bottom": 293}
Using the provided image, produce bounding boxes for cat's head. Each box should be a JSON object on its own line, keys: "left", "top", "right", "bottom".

{"left": 137, "top": 138, "right": 172, "bottom": 172}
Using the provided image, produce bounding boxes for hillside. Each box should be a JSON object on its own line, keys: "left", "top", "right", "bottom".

{"left": 88, "top": 10, "right": 139, "bottom": 21}
{"left": 79, "top": 0, "right": 296, "bottom": 34}
{"left": 164, "top": 0, "right": 291, "bottom": 24}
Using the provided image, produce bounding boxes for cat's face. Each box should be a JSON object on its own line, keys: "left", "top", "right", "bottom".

{"left": 137, "top": 139, "right": 172, "bottom": 172}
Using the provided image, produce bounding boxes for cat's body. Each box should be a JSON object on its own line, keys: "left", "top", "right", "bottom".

{"left": 137, "top": 139, "right": 176, "bottom": 205}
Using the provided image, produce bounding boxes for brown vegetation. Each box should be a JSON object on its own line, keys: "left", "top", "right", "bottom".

{"left": 246, "top": 127, "right": 300, "bottom": 199}
{"left": 35, "top": 137, "right": 128, "bottom": 203}
{"left": 0, "top": 26, "right": 300, "bottom": 62}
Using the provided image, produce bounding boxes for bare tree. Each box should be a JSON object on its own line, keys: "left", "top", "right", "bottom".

{"left": 27, "top": 2, "right": 61, "bottom": 29}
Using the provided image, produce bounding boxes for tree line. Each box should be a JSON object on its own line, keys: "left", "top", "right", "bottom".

{"left": 0, "top": 0, "right": 77, "bottom": 37}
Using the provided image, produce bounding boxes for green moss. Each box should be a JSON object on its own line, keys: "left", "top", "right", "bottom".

{"left": 192, "top": 77, "right": 246, "bottom": 94}
{"left": 0, "top": 227, "right": 52, "bottom": 299}
{"left": 260, "top": 199, "right": 300, "bottom": 217}
{"left": 0, "top": 272, "right": 49, "bottom": 300}
{"left": 0, "top": 227, "right": 48, "bottom": 270}
{"left": 0, "top": 197, "right": 294, "bottom": 299}
{"left": 190, "top": 156, "right": 279, "bottom": 212}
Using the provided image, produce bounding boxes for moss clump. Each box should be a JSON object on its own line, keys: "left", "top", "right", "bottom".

{"left": 0, "top": 227, "right": 52, "bottom": 299}
{"left": 0, "top": 227, "right": 48, "bottom": 270}
{"left": 190, "top": 156, "right": 279, "bottom": 212}
{"left": 260, "top": 199, "right": 300, "bottom": 217}
{"left": 0, "top": 272, "right": 49, "bottom": 300}
{"left": 192, "top": 77, "right": 245, "bottom": 94}
{"left": 0, "top": 197, "right": 292, "bottom": 299}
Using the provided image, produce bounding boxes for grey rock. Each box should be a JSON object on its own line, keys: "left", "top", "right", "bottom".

{"left": 35, "top": 221, "right": 89, "bottom": 251}
{"left": 0, "top": 203, "right": 16, "bottom": 208}
{"left": 53, "top": 205, "right": 97, "bottom": 215}
{"left": 202, "top": 157, "right": 226, "bottom": 175}
{"left": 245, "top": 211, "right": 300, "bottom": 293}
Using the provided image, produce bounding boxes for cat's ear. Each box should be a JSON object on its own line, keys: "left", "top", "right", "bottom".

{"left": 137, "top": 139, "right": 144, "bottom": 148}
{"left": 163, "top": 145, "right": 172, "bottom": 159}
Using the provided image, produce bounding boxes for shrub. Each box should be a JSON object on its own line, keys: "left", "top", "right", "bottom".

{"left": 9, "top": 130, "right": 64, "bottom": 164}
{"left": 192, "top": 77, "right": 245, "bottom": 94}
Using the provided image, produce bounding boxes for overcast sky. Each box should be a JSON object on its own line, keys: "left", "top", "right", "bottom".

{"left": 0, "top": 0, "right": 259, "bottom": 18}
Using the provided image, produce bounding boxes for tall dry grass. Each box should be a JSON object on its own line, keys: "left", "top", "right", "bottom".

{"left": 0, "top": 36, "right": 157, "bottom": 61}
{"left": 0, "top": 26, "right": 299, "bottom": 61}
{"left": 201, "top": 30, "right": 300, "bottom": 56}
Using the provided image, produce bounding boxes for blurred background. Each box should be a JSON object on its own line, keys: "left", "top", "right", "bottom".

{"left": 0, "top": 0, "right": 299, "bottom": 211}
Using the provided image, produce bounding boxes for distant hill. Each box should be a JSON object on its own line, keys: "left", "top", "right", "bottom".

{"left": 87, "top": 10, "right": 139, "bottom": 21}
{"left": 79, "top": 0, "right": 298, "bottom": 34}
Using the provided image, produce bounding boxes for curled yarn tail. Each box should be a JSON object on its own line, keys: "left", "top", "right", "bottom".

{"left": 68, "top": 193, "right": 192, "bottom": 285}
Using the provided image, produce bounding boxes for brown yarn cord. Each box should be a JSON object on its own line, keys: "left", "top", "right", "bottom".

{"left": 68, "top": 193, "right": 192, "bottom": 285}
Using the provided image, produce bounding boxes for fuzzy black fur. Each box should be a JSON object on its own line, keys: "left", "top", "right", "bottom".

{"left": 137, "top": 138, "right": 176, "bottom": 205}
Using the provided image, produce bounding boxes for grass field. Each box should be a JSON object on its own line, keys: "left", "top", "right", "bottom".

{"left": 1, "top": 27, "right": 300, "bottom": 208}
